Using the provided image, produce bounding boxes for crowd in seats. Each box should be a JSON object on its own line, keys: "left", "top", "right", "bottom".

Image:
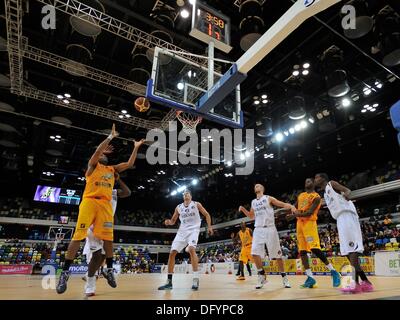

{"left": 199, "top": 243, "right": 239, "bottom": 263}
{"left": 0, "top": 241, "right": 155, "bottom": 273}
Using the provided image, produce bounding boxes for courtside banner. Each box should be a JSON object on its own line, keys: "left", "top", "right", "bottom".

{"left": 263, "top": 257, "right": 374, "bottom": 275}
{"left": 375, "top": 251, "right": 400, "bottom": 276}
{"left": 0, "top": 264, "right": 33, "bottom": 275}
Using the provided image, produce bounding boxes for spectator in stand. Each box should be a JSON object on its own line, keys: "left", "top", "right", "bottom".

{"left": 384, "top": 216, "right": 392, "bottom": 226}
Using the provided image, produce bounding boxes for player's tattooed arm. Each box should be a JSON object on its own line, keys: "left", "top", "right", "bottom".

{"left": 239, "top": 206, "right": 255, "bottom": 219}
{"left": 197, "top": 202, "right": 214, "bottom": 235}
{"left": 165, "top": 207, "right": 179, "bottom": 226}
{"left": 294, "top": 197, "right": 321, "bottom": 218}
{"left": 269, "top": 197, "right": 297, "bottom": 214}
{"left": 330, "top": 180, "right": 351, "bottom": 200}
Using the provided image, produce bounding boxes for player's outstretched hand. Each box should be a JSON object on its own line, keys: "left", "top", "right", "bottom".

{"left": 103, "top": 145, "right": 114, "bottom": 155}
{"left": 134, "top": 139, "right": 145, "bottom": 149}
{"left": 164, "top": 219, "right": 172, "bottom": 226}
{"left": 238, "top": 206, "right": 245, "bottom": 213}
{"left": 208, "top": 226, "right": 214, "bottom": 236}
{"left": 110, "top": 124, "right": 119, "bottom": 139}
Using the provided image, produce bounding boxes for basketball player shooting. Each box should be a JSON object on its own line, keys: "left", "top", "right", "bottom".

{"left": 286, "top": 178, "right": 341, "bottom": 289}
{"left": 158, "top": 190, "right": 214, "bottom": 291}
{"left": 82, "top": 172, "right": 131, "bottom": 296}
{"left": 314, "top": 173, "right": 374, "bottom": 294}
{"left": 239, "top": 184, "right": 296, "bottom": 289}
{"left": 56, "top": 124, "right": 145, "bottom": 294}
{"left": 233, "top": 222, "right": 253, "bottom": 280}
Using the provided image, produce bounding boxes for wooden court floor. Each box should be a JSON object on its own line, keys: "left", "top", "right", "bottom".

{"left": 1, "top": 274, "right": 400, "bottom": 300}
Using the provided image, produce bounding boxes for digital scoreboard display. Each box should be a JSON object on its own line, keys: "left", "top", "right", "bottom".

{"left": 34, "top": 185, "right": 81, "bottom": 205}
{"left": 190, "top": 2, "right": 232, "bottom": 53}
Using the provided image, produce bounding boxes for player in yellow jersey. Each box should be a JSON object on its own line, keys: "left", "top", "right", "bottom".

{"left": 233, "top": 222, "right": 253, "bottom": 280}
{"left": 287, "top": 178, "right": 341, "bottom": 288}
{"left": 56, "top": 124, "right": 144, "bottom": 294}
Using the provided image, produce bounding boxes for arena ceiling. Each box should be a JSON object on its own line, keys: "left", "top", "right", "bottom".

{"left": 0, "top": 0, "right": 399, "bottom": 206}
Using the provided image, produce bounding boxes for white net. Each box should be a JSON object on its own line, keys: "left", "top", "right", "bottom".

{"left": 176, "top": 111, "right": 202, "bottom": 135}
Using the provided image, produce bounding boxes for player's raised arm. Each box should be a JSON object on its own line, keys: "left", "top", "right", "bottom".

{"left": 269, "top": 197, "right": 297, "bottom": 214}
{"left": 239, "top": 205, "right": 255, "bottom": 220}
{"left": 115, "top": 173, "right": 131, "bottom": 198}
{"left": 87, "top": 124, "right": 118, "bottom": 175}
{"left": 164, "top": 207, "right": 179, "bottom": 226}
{"left": 114, "top": 139, "right": 145, "bottom": 173}
{"left": 197, "top": 202, "right": 214, "bottom": 235}
{"left": 330, "top": 180, "right": 351, "bottom": 200}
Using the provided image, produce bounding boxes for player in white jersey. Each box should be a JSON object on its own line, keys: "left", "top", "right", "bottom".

{"left": 83, "top": 173, "right": 131, "bottom": 296}
{"left": 314, "top": 173, "right": 374, "bottom": 294}
{"left": 158, "top": 190, "right": 214, "bottom": 291}
{"left": 239, "top": 184, "right": 297, "bottom": 289}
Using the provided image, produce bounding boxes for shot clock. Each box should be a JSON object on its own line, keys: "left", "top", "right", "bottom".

{"left": 190, "top": 1, "right": 232, "bottom": 53}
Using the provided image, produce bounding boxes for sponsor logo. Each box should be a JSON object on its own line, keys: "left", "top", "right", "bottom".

{"left": 69, "top": 265, "right": 88, "bottom": 274}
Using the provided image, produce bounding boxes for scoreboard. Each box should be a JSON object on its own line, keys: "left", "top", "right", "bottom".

{"left": 189, "top": 1, "right": 232, "bottom": 53}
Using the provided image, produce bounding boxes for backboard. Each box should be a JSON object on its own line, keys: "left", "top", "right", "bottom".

{"left": 146, "top": 47, "right": 243, "bottom": 128}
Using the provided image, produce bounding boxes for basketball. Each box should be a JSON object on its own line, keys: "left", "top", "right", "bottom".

{"left": 134, "top": 97, "right": 150, "bottom": 113}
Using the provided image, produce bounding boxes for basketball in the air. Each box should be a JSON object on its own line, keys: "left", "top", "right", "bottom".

{"left": 134, "top": 97, "right": 150, "bottom": 113}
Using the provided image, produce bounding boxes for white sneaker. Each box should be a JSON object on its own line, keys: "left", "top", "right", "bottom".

{"left": 85, "top": 276, "right": 96, "bottom": 297}
{"left": 255, "top": 274, "right": 267, "bottom": 289}
{"left": 283, "top": 276, "right": 291, "bottom": 288}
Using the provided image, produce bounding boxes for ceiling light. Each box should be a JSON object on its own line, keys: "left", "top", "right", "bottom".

{"left": 370, "top": 108, "right": 376, "bottom": 112}
{"left": 254, "top": 100, "right": 260, "bottom": 105}
{"left": 50, "top": 136, "right": 55, "bottom": 139}
{"left": 300, "top": 121, "right": 307, "bottom": 129}
{"left": 171, "top": 190, "right": 177, "bottom": 196}
{"left": 363, "top": 87, "right": 372, "bottom": 96}
{"left": 373, "top": 103, "right": 379, "bottom": 108}
{"left": 125, "top": 114, "right": 131, "bottom": 118}
{"left": 240, "top": 153, "right": 245, "bottom": 160}
{"left": 342, "top": 98, "right": 351, "bottom": 107}
{"left": 64, "top": 93, "right": 71, "bottom": 98}
{"left": 55, "top": 135, "right": 61, "bottom": 139}
{"left": 303, "top": 62, "right": 310, "bottom": 69}
{"left": 55, "top": 139, "right": 60, "bottom": 142}
{"left": 275, "top": 132, "right": 284, "bottom": 142}
{"left": 177, "top": 82, "right": 184, "bottom": 90}
{"left": 308, "top": 117, "right": 315, "bottom": 124}
{"left": 121, "top": 110, "right": 127, "bottom": 114}
{"left": 375, "top": 81, "right": 383, "bottom": 89}
{"left": 227, "top": 160, "right": 232, "bottom": 167}
{"left": 191, "top": 179, "right": 198, "bottom": 186}
{"left": 261, "top": 94, "right": 268, "bottom": 99}
{"left": 283, "top": 131, "right": 289, "bottom": 136}
{"left": 294, "top": 124, "right": 301, "bottom": 131}
{"left": 292, "top": 70, "right": 300, "bottom": 77}
{"left": 180, "top": 9, "right": 190, "bottom": 18}
{"left": 177, "top": 185, "right": 186, "bottom": 192}
{"left": 262, "top": 99, "right": 268, "bottom": 104}
{"left": 57, "top": 95, "right": 63, "bottom": 99}
{"left": 302, "top": 69, "right": 310, "bottom": 76}
{"left": 63, "top": 99, "right": 70, "bottom": 104}
{"left": 118, "top": 115, "right": 124, "bottom": 119}
{"left": 361, "top": 109, "right": 367, "bottom": 113}
{"left": 289, "top": 128, "right": 295, "bottom": 134}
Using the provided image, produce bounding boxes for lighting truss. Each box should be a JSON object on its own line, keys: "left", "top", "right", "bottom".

{"left": 5, "top": 0, "right": 178, "bottom": 129}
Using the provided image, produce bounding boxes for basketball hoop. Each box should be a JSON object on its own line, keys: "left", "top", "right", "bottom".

{"left": 176, "top": 111, "right": 202, "bottom": 135}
